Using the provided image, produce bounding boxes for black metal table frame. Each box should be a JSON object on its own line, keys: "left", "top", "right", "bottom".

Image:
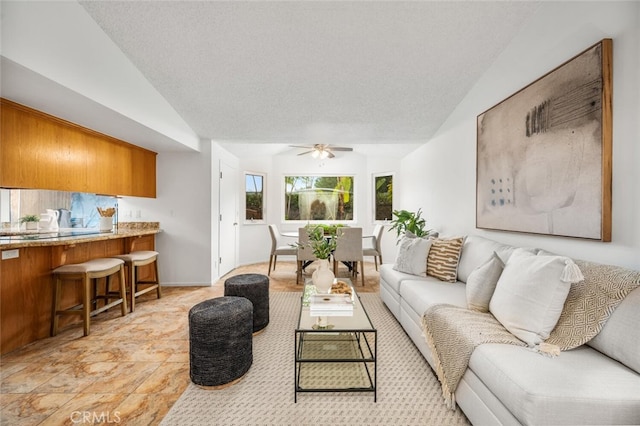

{"left": 294, "top": 310, "right": 377, "bottom": 402}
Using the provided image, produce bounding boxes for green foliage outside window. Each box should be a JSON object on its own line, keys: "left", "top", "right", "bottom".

{"left": 246, "top": 173, "right": 264, "bottom": 220}
{"left": 374, "top": 174, "right": 393, "bottom": 221}
{"left": 284, "top": 175, "right": 354, "bottom": 221}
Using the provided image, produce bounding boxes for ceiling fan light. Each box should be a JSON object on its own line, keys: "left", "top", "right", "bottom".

{"left": 320, "top": 150, "right": 329, "bottom": 159}
{"left": 311, "top": 149, "right": 320, "bottom": 158}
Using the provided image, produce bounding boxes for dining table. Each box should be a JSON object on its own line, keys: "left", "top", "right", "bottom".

{"left": 282, "top": 228, "right": 373, "bottom": 272}
{"left": 281, "top": 230, "right": 374, "bottom": 239}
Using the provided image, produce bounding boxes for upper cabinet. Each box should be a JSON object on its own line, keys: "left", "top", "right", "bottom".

{"left": 0, "top": 99, "right": 156, "bottom": 198}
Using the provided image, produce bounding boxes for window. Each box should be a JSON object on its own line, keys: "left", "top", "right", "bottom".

{"left": 245, "top": 173, "right": 264, "bottom": 222}
{"left": 374, "top": 173, "right": 393, "bottom": 221}
{"left": 284, "top": 175, "right": 354, "bottom": 221}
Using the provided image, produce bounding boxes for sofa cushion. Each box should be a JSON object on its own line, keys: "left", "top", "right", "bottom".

{"left": 400, "top": 279, "right": 467, "bottom": 320}
{"left": 393, "top": 233, "right": 432, "bottom": 276}
{"left": 489, "top": 248, "right": 572, "bottom": 346}
{"left": 469, "top": 343, "right": 640, "bottom": 425}
{"left": 426, "top": 237, "right": 464, "bottom": 282}
{"left": 457, "top": 235, "right": 528, "bottom": 283}
{"left": 588, "top": 286, "right": 640, "bottom": 374}
{"left": 466, "top": 252, "right": 504, "bottom": 312}
{"left": 380, "top": 263, "right": 432, "bottom": 295}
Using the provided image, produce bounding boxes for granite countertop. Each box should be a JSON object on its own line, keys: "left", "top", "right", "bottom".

{"left": 0, "top": 222, "right": 161, "bottom": 249}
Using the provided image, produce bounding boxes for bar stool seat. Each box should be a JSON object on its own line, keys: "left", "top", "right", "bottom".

{"left": 51, "top": 258, "right": 127, "bottom": 337}
{"left": 112, "top": 251, "right": 161, "bottom": 312}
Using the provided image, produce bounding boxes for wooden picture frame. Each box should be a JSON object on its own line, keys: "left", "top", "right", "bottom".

{"left": 476, "top": 39, "right": 612, "bottom": 241}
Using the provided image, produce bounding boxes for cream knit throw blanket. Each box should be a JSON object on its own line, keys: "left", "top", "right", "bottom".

{"left": 422, "top": 259, "right": 640, "bottom": 410}
{"left": 545, "top": 259, "right": 640, "bottom": 350}
{"left": 421, "top": 305, "right": 525, "bottom": 409}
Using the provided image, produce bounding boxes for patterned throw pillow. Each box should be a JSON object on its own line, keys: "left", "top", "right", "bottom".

{"left": 426, "top": 237, "right": 465, "bottom": 282}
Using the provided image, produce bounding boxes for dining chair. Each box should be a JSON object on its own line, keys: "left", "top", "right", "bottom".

{"left": 333, "top": 227, "right": 365, "bottom": 286}
{"left": 268, "top": 224, "right": 297, "bottom": 276}
{"left": 363, "top": 224, "right": 384, "bottom": 271}
{"left": 296, "top": 227, "right": 316, "bottom": 284}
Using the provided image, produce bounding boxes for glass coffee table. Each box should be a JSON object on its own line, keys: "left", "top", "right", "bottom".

{"left": 295, "top": 278, "right": 377, "bottom": 402}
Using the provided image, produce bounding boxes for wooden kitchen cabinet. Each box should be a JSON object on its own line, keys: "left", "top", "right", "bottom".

{"left": 130, "top": 147, "right": 157, "bottom": 198}
{"left": 86, "top": 134, "right": 133, "bottom": 196}
{"left": 0, "top": 98, "right": 156, "bottom": 198}
{"left": 0, "top": 102, "right": 88, "bottom": 191}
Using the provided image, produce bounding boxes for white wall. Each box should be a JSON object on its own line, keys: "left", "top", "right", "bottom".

{"left": 366, "top": 156, "right": 405, "bottom": 264}
{"left": 119, "top": 142, "right": 214, "bottom": 285}
{"left": 235, "top": 151, "right": 403, "bottom": 266}
{"left": 119, "top": 142, "right": 245, "bottom": 286}
{"left": 400, "top": 1, "right": 640, "bottom": 269}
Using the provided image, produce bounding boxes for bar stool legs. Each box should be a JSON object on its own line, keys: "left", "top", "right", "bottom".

{"left": 112, "top": 251, "right": 161, "bottom": 312}
{"left": 51, "top": 258, "right": 127, "bottom": 337}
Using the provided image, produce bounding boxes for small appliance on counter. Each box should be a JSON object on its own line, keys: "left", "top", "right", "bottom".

{"left": 38, "top": 209, "right": 59, "bottom": 231}
{"left": 57, "top": 209, "right": 71, "bottom": 228}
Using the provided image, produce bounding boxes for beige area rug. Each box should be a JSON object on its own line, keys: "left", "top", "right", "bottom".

{"left": 161, "top": 292, "right": 470, "bottom": 426}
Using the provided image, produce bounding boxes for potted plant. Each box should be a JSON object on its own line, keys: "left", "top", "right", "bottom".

{"left": 299, "top": 224, "right": 338, "bottom": 293}
{"left": 19, "top": 214, "right": 40, "bottom": 230}
{"left": 317, "top": 223, "right": 346, "bottom": 236}
{"left": 305, "top": 224, "right": 338, "bottom": 258}
{"left": 389, "top": 209, "right": 431, "bottom": 242}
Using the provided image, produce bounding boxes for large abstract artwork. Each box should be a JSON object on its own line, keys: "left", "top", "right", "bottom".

{"left": 476, "top": 39, "right": 612, "bottom": 241}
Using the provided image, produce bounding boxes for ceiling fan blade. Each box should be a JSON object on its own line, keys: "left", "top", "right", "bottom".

{"left": 328, "top": 147, "right": 353, "bottom": 151}
{"left": 327, "top": 151, "right": 335, "bottom": 159}
{"left": 297, "top": 150, "right": 313, "bottom": 156}
{"left": 289, "top": 145, "right": 313, "bottom": 149}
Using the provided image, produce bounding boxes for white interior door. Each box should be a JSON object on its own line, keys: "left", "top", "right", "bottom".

{"left": 219, "top": 161, "right": 238, "bottom": 277}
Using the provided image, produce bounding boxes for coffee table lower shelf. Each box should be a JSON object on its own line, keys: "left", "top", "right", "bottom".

{"left": 294, "top": 330, "right": 377, "bottom": 402}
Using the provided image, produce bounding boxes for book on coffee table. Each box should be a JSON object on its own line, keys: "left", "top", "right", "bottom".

{"left": 309, "top": 294, "right": 354, "bottom": 316}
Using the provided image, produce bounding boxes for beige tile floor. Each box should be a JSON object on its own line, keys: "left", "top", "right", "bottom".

{"left": 0, "top": 261, "right": 380, "bottom": 425}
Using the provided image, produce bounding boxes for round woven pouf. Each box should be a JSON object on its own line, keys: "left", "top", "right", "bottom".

{"left": 224, "top": 273, "right": 270, "bottom": 334}
{"left": 189, "top": 296, "right": 253, "bottom": 388}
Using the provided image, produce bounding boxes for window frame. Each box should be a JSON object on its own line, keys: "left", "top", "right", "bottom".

{"left": 372, "top": 172, "right": 394, "bottom": 223}
{"left": 282, "top": 174, "right": 356, "bottom": 223}
{"left": 244, "top": 171, "right": 266, "bottom": 224}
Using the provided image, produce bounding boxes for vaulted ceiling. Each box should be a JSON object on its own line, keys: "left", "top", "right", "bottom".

{"left": 1, "top": 1, "right": 540, "bottom": 156}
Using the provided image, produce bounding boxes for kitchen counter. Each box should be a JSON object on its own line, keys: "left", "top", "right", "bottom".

{"left": 0, "top": 228, "right": 161, "bottom": 249}
{"left": 0, "top": 222, "right": 161, "bottom": 249}
{"left": 0, "top": 222, "right": 160, "bottom": 355}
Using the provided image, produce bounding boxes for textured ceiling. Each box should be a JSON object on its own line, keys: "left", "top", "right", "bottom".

{"left": 77, "top": 1, "right": 539, "bottom": 155}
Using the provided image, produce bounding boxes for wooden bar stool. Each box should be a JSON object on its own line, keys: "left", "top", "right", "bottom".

{"left": 112, "top": 251, "right": 161, "bottom": 312}
{"left": 51, "top": 258, "right": 127, "bottom": 336}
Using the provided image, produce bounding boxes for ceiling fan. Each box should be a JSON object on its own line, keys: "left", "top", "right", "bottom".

{"left": 290, "top": 144, "right": 353, "bottom": 159}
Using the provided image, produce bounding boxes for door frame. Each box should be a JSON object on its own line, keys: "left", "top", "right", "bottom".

{"left": 218, "top": 160, "right": 239, "bottom": 277}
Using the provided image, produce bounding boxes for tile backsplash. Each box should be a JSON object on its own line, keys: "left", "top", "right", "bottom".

{"left": 0, "top": 189, "right": 117, "bottom": 230}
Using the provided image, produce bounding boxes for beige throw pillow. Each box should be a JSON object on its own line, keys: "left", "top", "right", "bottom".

{"left": 489, "top": 248, "right": 573, "bottom": 346}
{"left": 426, "top": 237, "right": 464, "bottom": 283}
{"left": 466, "top": 252, "right": 504, "bottom": 312}
{"left": 393, "top": 233, "right": 433, "bottom": 277}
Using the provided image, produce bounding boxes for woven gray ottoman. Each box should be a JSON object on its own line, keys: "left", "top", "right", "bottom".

{"left": 224, "top": 273, "right": 270, "bottom": 333}
{"left": 189, "top": 296, "right": 253, "bottom": 387}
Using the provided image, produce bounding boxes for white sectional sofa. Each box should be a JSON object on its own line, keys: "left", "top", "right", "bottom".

{"left": 379, "top": 234, "right": 640, "bottom": 425}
